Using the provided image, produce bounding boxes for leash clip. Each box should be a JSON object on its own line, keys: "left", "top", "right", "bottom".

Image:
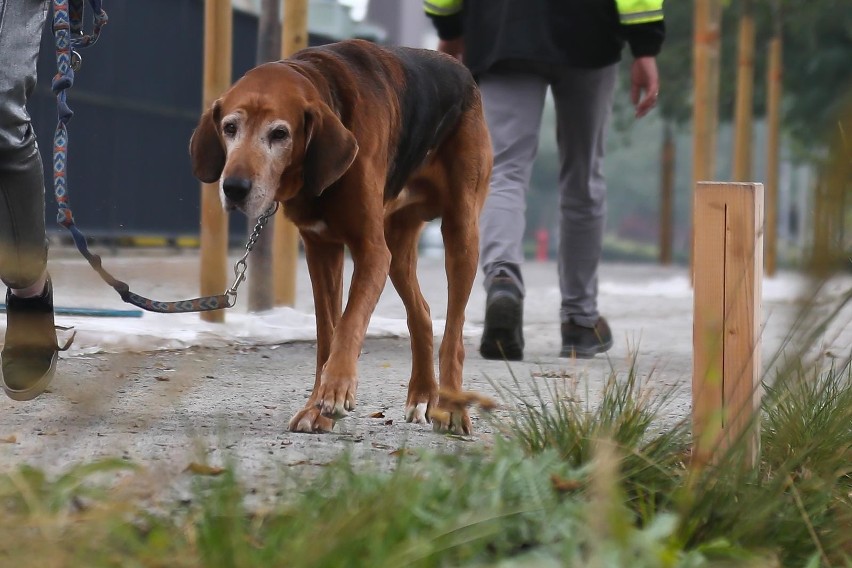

{"left": 228, "top": 260, "right": 248, "bottom": 298}
{"left": 70, "top": 51, "right": 83, "bottom": 71}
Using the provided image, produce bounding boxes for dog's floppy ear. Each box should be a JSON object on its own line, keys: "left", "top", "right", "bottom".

{"left": 189, "top": 100, "right": 225, "bottom": 183}
{"left": 302, "top": 102, "right": 358, "bottom": 196}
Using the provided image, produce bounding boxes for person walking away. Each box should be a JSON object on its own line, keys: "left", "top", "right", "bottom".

{"left": 425, "top": 0, "right": 664, "bottom": 360}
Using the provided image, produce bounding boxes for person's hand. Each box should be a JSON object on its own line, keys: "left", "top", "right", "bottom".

{"left": 630, "top": 56, "right": 659, "bottom": 118}
{"left": 437, "top": 37, "right": 464, "bottom": 62}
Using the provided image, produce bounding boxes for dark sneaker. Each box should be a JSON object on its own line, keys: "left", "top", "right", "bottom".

{"left": 480, "top": 274, "right": 524, "bottom": 361}
{"left": 560, "top": 317, "right": 614, "bottom": 359}
{"left": 2, "top": 277, "right": 68, "bottom": 401}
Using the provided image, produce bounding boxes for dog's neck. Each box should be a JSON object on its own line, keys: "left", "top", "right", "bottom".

{"left": 278, "top": 171, "right": 334, "bottom": 233}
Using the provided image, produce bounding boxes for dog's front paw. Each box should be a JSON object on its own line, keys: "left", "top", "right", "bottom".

{"left": 404, "top": 386, "right": 438, "bottom": 426}
{"left": 315, "top": 375, "right": 357, "bottom": 419}
{"left": 288, "top": 406, "right": 336, "bottom": 433}
{"left": 405, "top": 402, "right": 430, "bottom": 425}
{"left": 431, "top": 407, "right": 472, "bottom": 436}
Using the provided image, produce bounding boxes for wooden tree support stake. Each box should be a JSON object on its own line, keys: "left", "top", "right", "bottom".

{"left": 692, "top": 182, "right": 764, "bottom": 467}
{"left": 199, "top": 0, "right": 232, "bottom": 323}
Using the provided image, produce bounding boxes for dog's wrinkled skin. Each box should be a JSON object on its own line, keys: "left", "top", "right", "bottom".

{"left": 190, "top": 40, "right": 491, "bottom": 435}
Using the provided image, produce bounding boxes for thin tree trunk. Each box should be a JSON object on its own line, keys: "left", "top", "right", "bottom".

{"left": 659, "top": 123, "right": 675, "bottom": 265}
{"left": 764, "top": 0, "right": 782, "bottom": 275}
{"left": 690, "top": 0, "right": 723, "bottom": 278}
{"left": 732, "top": 0, "right": 755, "bottom": 182}
{"left": 273, "top": 0, "right": 308, "bottom": 307}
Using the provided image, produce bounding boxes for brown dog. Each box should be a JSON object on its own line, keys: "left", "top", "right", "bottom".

{"left": 189, "top": 39, "right": 491, "bottom": 434}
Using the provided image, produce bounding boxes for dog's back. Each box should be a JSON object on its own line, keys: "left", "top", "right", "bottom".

{"left": 288, "top": 40, "right": 479, "bottom": 199}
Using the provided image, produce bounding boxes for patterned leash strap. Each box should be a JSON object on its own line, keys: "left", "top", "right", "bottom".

{"left": 50, "top": 0, "right": 273, "bottom": 314}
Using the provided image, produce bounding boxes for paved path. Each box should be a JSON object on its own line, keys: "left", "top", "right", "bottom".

{"left": 1, "top": 250, "right": 849, "bottom": 505}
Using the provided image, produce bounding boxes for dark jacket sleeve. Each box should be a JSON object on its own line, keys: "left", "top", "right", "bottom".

{"left": 426, "top": 12, "right": 465, "bottom": 40}
{"left": 621, "top": 20, "right": 665, "bottom": 58}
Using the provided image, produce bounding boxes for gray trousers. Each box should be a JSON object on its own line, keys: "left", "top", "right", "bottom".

{"left": 0, "top": 0, "right": 50, "bottom": 289}
{"left": 478, "top": 65, "right": 618, "bottom": 327}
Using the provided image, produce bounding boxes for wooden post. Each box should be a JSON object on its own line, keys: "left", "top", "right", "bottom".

{"left": 764, "top": 3, "right": 783, "bottom": 276}
{"left": 247, "top": 0, "right": 283, "bottom": 312}
{"left": 690, "top": 0, "right": 723, "bottom": 275}
{"left": 199, "top": 0, "right": 232, "bottom": 323}
{"left": 732, "top": 0, "right": 755, "bottom": 182}
{"left": 693, "top": 182, "right": 764, "bottom": 467}
{"left": 659, "top": 124, "right": 675, "bottom": 265}
{"left": 273, "top": 0, "right": 308, "bottom": 307}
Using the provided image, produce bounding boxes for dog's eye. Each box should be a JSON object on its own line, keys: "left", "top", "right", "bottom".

{"left": 223, "top": 122, "right": 237, "bottom": 137}
{"left": 270, "top": 128, "right": 290, "bottom": 142}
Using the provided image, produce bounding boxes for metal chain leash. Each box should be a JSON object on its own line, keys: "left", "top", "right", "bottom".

{"left": 225, "top": 202, "right": 280, "bottom": 307}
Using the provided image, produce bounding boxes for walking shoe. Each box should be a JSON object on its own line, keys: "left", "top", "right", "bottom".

{"left": 2, "top": 277, "right": 70, "bottom": 401}
{"left": 480, "top": 274, "right": 524, "bottom": 361}
{"left": 559, "top": 317, "right": 613, "bottom": 359}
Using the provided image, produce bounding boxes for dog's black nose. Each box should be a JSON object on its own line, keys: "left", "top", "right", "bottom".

{"left": 222, "top": 176, "right": 252, "bottom": 202}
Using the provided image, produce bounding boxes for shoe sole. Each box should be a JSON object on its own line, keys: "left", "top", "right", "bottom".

{"left": 2, "top": 351, "right": 58, "bottom": 401}
{"left": 480, "top": 292, "right": 523, "bottom": 361}
{"left": 559, "top": 337, "right": 614, "bottom": 359}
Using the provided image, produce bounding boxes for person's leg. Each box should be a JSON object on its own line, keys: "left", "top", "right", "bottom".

{"left": 550, "top": 63, "right": 618, "bottom": 357}
{"left": 477, "top": 72, "right": 548, "bottom": 360}
{"left": 0, "top": 0, "right": 50, "bottom": 292}
{"left": 478, "top": 72, "right": 548, "bottom": 293}
{"left": 0, "top": 0, "right": 61, "bottom": 400}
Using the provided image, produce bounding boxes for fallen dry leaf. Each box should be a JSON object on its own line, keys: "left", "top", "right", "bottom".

{"left": 1, "top": 435, "right": 16, "bottom": 444}
{"left": 154, "top": 376, "right": 170, "bottom": 382}
{"left": 369, "top": 411, "right": 385, "bottom": 418}
{"left": 288, "top": 460, "right": 329, "bottom": 467}
{"left": 532, "top": 370, "right": 576, "bottom": 379}
{"left": 550, "top": 474, "right": 583, "bottom": 493}
{"left": 390, "top": 448, "right": 415, "bottom": 458}
{"left": 184, "top": 462, "right": 225, "bottom": 476}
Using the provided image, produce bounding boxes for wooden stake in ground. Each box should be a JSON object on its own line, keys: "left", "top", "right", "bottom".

{"left": 273, "top": 0, "right": 308, "bottom": 307}
{"left": 199, "top": 0, "right": 232, "bottom": 323}
{"left": 692, "top": 182, "right": 764, "bottom": 467}
{"left": 690, "top": 0, "right": 723, "bottom": 275}
{"left": 764, "top": 1, "right": 783, "bottom": 276}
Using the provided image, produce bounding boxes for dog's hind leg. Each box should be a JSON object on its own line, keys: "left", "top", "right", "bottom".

{"left": 385, "top": 209, "right": 438, "bottom": 425}
{"left": 432, "top": 111, "right": 492, "bottom": 435}
{"left": 433, "top": 209, "right": 479, "bottom": 435}
{"left": 288, "top": 234, "right": 343, "bottom": 433}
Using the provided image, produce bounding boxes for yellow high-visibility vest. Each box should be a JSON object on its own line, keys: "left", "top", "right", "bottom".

{"left": 615, "top": 0, "right": 664, "bottom": 24}
{"left": 423, "top": 0, "right": 664, "bottom": 25}
{"left": 423, "top": 0, "right": 463, "bottom": 17}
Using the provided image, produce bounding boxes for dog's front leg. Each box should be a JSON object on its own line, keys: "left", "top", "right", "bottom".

{"left": 314, "top": 233, "right": 391, "bottom": 419}
{"left": 288, "top": 236, "right": 344, "bottom": 433}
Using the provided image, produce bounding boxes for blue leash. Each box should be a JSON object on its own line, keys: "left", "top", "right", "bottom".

{"left": 50, "top": 0, "right": 236, "bottom": 314}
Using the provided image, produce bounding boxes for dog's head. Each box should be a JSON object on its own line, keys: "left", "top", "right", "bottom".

{"left": 189, "top": 63, "right": 358, "bottom": 217}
